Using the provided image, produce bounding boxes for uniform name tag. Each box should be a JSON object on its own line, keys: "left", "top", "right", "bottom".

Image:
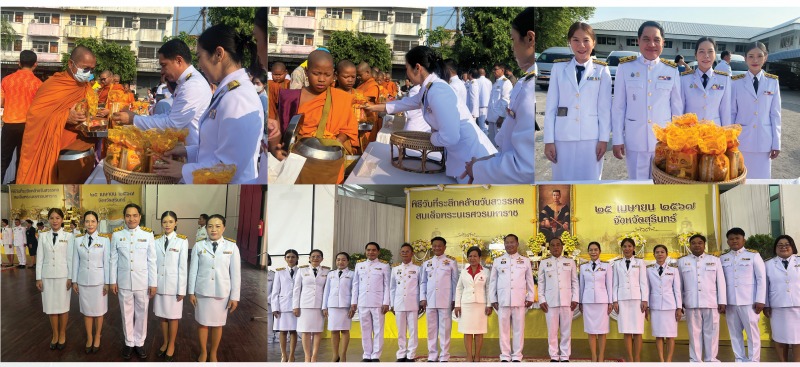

{"left": 557, "top": 107, "right": 568, "bottom": 117}
{"left": 224, "top": 251, "right": 232, "bottom": 254}
{"left": 742, "top": 258, "right": 750, "bottom": 261}
{"left": 706, "top": 262, "right": 714, "bottom": 266}
{"left": 632, "top": 265, "right": 640, "bottom": 268}
{"left": 409, "top": 271, "right": 416, "bottom": 274}
{"left": 59, "top": 239, "right": 68, "bottom": 243}
{"left": 138, "top": 239, "right": 147, "bottom": 242}
{"left": 587, "top": 76, "right": 601, "bottom": 81}
{"left": 658, "top": 76, "right": 672, "bottom": 81}
{"left": 764, "top": 91, "right": 774, "bottom": 95}
{"left": 169, "top": 248, "right": 179, "bottom": 252}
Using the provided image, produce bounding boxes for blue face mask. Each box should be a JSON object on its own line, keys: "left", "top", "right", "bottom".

{"left": 71, "top": 61, "right": 93, "bottom": 83}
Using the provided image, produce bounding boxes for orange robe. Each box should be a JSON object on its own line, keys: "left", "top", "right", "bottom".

{"left": 98, "top": 84, "right": 125, "bottom": 105}
{"left": 386, "top": 81, "right": 398, "bottom": 98}
{"left": 16, "top": 71, "right": 91, "bottom": 184}
{"left": 297, "top": 88, "right": 358, "bottom": 183}
{"left": 268, "top": 80, "right": 290, "bottom": 120}
{"left": 356, "top": 79, "right": 382, "bottom": 143}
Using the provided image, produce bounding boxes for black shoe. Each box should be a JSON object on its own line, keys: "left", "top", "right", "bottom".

{"left": 427, "top": 360, "right": 437, "bottom": 363}
{"left": 501, "top": 361, "right": 509, "bottom": 363}
{"left": 397, "top": 358, "right": 408, "bottom": 362}
{"left": 561, "top": 361, "right": 569, "bottom": 363}
{"left": 50, "top": 342, "right": 57, "bottom": 350}
{"left": 371, "top": 359, "right": 380, "bottom": 362}
{"left": 17, "top": 265, "right": 25, "bottom": 269}
{"left": 362, "top": 359, "right": 371, "bottom": 362}
{"left": 165, "top": 354, "right": 174, "bottom": 362}
{"left": 56, "top": 343, "right": 65, "bottom": 350}
{"left": 512, "top": 361, "right": 521, "bottom": 363}
{"left": 550, "top": 360, "right": 559, "bottom": 363}
{"left": 122, "top": 346, "right": 133, "bottom": 359}
{"left": 91, "top": 346, "right": 100, "bottom": 353}
{"left": 135, "top": 346, "right": 147, "bottom": 359}
{"left": 85, "top": 346, "right": 92, "bottom": 354}
{"left": 157, "top": 348, "right": 167, "bottom": 358}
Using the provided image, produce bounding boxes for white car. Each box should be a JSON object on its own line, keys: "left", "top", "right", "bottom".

{"left": 605, "top": 50, "right": 640, "bottom": 83}
{"left": 535, "top": 47, "right": 574, "bottom": 90}
{"left": 687, "top": 54, "right": 747, "bottom": 76}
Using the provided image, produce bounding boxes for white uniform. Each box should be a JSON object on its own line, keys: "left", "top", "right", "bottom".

{"left": 646, "top": 262, "right": 682, "bottom": 337}
{"left": 678, "top": 253, "right": 726, "bottom": 362}
{"left": 188, "top": 238, "right": 241, "bottom": 326}
{"left": 385, "top": 73, "right": 497, "bottom": 180}
{"left": 489, "top": 253, "right": 536, "bottom": 361}
{"left": 612, "top": 55, "right": 683, "bottom": 179}
{"left": 486, "top": 77, "right": 512, "bottom": 144}
{"left": 292, "top": 264, "right": 329, "bottom": 333}
{"left": 473, "top": 65, "right": 537, "bottom": 184}
{"left": 1, "top": 225, "right": 12, "bottom": 253}
{"left": 681, "top": 68, "right": 732, "bottom": 126}
{"left": 36, "top": 228, "right": 74, "bottom": 314}
{"left": 182, "top": 68, "right": 264, "bottom": 184}
{"left": 612, "top": 257, "right": 648, "bottom": 334}
{"left": 731, "top": 70, "right": 781, "bottom": 179}
{"left": 455, "top": 266, "right": 490, "bottom": 334}
{"left": 390, "top": 262, "right": 422, "bottom": 360}
{"left": 448, "top": 75, "right": 470, "bottom": 115}
{"left": 267, "top": 269, "right": 275, "bottom": 339}
{"left": 476, "top": 75, "right": 492, "bottom": 133}
{"left": 153, "top": 232, "right": 188, "bottom": 320}
{"left": 403, "top": 85, "right": 430, "bottom": 133}
{"left": 12, "top": 224, "right": 26, "bottom": 265}
{"left": 270, "top": 266, "right": 299, "bottom": 331}
{"left": 714, "top": 60, "right": 732, "bottom": 75}
{"left": 351, "top": 258, "right": 391, "bottom": 360}
{"left": 322, "top": 267, "right": 354, "bottom": 331}
{"left": 720, "top": 247, "right": 766, "bottom": 361}
{"left": 110, "top": 225, "right": 157, "bottom": 347}
{"left": 134, "top": 65, "right": 210, "bottom": 146}
{"left": 765, "top": 255, "right": 800, "bottom": 344}
{"left": 579, "top": 260, "right": 612, "bottom": 334}
{"left": 195, "top": 226, "right": 207, "bottom": 247}
{"left": 538, "top": 255, "right": 579, "bottom": 361}
{"left": 545, "top": 58, "right": 611, "bottom": 181}
{"left": 466, "top": 79, "right": 479, "bottom": 119}
{"left": 72, "top": 232, "right": 111, "bottom": 317}
{"left": 420, "top": 254, "right": 459, "bottom": 362}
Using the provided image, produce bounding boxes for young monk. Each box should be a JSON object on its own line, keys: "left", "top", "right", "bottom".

{"left": 336, "top": 60, "right": 357, "bottom": 93}
{"left": 268, "top": 62, "right": 290, "bottom": 120}
{"left": 355, "top": 62, "right": 382, "bottom": 143}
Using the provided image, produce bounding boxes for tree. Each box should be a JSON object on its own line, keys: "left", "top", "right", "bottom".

{"left": 326, "top": 31, "right": 392, "bottom": 72}
{"left": 1, "top": 19, "right": 16, "bottom": 51}
{"left": 419, "top": 26, "right": 454, "bottom": 59}
{"left": 533, "top": 7, "right": 595, "bottom": 53}
{"left": 163, "top": 31, "right": 199, "bottom": 67}
{"left": 207, "top": 7, "right": 259, "bottom": 70}
{"left": 452, "top": 7, "right": 523, "bottom": 73}
{"left": 60, "top": 38, "right": 137, "bottom": 83}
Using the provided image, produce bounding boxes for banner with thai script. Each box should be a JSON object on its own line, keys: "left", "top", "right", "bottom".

{"left": 81, "top": 185, "right": 142, "bottom": 220}
{"left": 9, "top": 185, "right": 142, "bottom": 223}
{"left": 8, "top": 185, "right": 65, "bottom": 220}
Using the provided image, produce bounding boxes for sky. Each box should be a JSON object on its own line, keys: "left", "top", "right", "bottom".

{"left": 174, "top": 7, "right": 211, "bottom": 35}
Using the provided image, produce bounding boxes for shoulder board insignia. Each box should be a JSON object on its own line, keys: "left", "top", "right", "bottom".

{"left": 647, "top": 264, "right": 656, "bottom": 268}
{"left": 765, "top": 73, "right": 778, "bottom": 80}
{"left": 732, "top": 74, "right": 746, "bottom": 80}
{"left": 592, "top": 59, "right": 608, "bottom": 66}
{"left": 446, "top": 255, "right": 456, "bottom": 260}
{"left": 392, "top": 263, "right": 401, "bottom": 268}
{"left": 38, "top": 229, "right": 48, "bottom": 233}
{"left": 379, "top": 259, "right": 389, "bottom": 264}
{"left": 669, "top": 263, "right": 679, "bottom": 268}
{"left": 299, "top": 265, "right": 309, "bottom": 268}
{"left": 660, "top": 58, "right": 677, "bottom": 68}
{"left": 713, "top": 70, "right": 730, "bottom": 77}
{"left": 600, "top": 260, "right": 609, "bottom": 263}
{"left": 177, "top": 234, "right": 187, "bottom": 240}
{"left": 99, "top": 233, "right": 111, "bottom": 239}
{"left": 543, "top": 255, "right": 552, "bottom": 260}
{"left": 113, "top": 226, "right": 124, "bottom": 232}
{"left": 722, "top": 249, "right": 731, "bottom": 254}
{"left": 524, "top": 73, "right": 537, "bottom": 81}
{"left": 681, "top": 70, "right": 693, "bottom": 76}
{"left": 322, "top": 266, "right": 330, "bottom": 269}
{"left": 227, "top": 80, "right": 241, "bottom": 90}
{"left": 197, "top": 237, "right": 207, "bottom": 241}
{"left": 747, "top": 249, "right": 759, "bottom": 253}
{"left": 75, "top": 234, "right": 85, "bottom": 238}
{"left": 553, "top": 58, "right": 571, "bottom": 63}
{"left": 186, "top": 73, "right": 192, "bottom": 81}
{"left": 357, "top": 259, "right": 367, "bottom": 263}
{"left": 141, "top": 227, "right": 153, "bottom": 233}
{"left": 154, "top": 234, "right": 163, "bottom": 240}
{"left": 679, "top": 254, "right": 689, "bottom": 259}
{"left": 619, "top": 56, "right": 637, "bottom": 64}
{"left": 276, "top": 267, "right": 286, "bottom": 271}
{"left": 225, "top": 237, "right": 236, "bottom": 243}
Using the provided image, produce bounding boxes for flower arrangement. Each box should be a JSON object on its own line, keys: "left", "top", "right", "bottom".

{"left": 678, "top": 231, "right": 702, "bottom": 250}
{"left": 528, "top": 232, "right": 546, "bottom": 255}
{"left": 560, "top": 231, "right": 580, "bottom": 257}
{"left": 617, "top": 231, "right": 647, "bottom": 249}
{"left": 411, "top": 239, "right": 431, "bottom": 254}
{"left": 460, "top": 236, "right": 485, "bottom": 256}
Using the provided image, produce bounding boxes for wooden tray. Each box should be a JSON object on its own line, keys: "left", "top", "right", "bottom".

{"left": 389, "top": 131, "right": 446, "bottom": 174}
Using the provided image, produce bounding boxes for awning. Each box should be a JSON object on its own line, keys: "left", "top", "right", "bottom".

{"left": 769, "top": 48, "right": 800, "bottom": 62}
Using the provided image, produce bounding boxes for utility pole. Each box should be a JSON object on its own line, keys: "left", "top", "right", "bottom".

{"left": 455, "top": 7, "right": 460, "bottom": 34}
{"left": 175, "top": 7, "right": 179, "bottom": 35}
{"left": 201, "top": 7, "right": 207, "bottom": 32}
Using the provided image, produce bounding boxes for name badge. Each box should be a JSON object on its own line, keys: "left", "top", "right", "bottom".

{"left": 764, "top": 91, "right": 774, "bottom": 95}
{"left": 223, "top": 251, "right": 232, "bottom": 254}
{"left": 169, "top": 248, "right": 179, "bottom": 252}
{"left": 409, "top": 271, "right": 416, "bottom": 274}
{"left": 711, "top": 84, "right": 723, "bottom": 90}
{"left": 724, "top": 258, "right": 730, "bottom": 261}
{"left": 658, "top": 76, "right": 672, "bottom": 81}
{"left": 557, "top": 107, "right": 568, "bottom": 117}
{"left": 587, "top": 76, "right": 601, "bottom": 81}
{"left": 742, "top": 258, "right": 750, "bottom": 261}
{"left": 706, "top": 262, "right": 715, "bottom": 266}
{"left": 632, "top": 265, "right": 640, "bottom": 268}
{"left": 59, "top": 239, "right": 68, "bottom": 243}
{"left": 138, "top": 239, "right": 147, "bottom": 242}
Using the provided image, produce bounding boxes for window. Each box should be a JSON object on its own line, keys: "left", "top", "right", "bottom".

{"left": 682, "top": 42, "right": 696, "bottom": 50}
{"left": 31, "top": 40, "right": 58, "bottom": 54}
{"left": 70, "top": 14, "right": 96, "bottom": 27}
{"left": 717, "top": 43, "right": 726, "bottom": 51}
{"left": 322, "top": 35, "right": 331, "bottom": 46}
{"left": 107, "top": 16, "right": 133, "bottom": 28}
{"left": 1, "top": 37, "right": 21, "bottom": 51}
{"left": 270, "top": 7, "right": 279, "bottom": 15}
{"left": 288, "top": 7, "right": 315, "bottom": 17}
{"left": 664, "top": 40, "right": 673, "bottom": 49}
{"left": 326, "top": 8, "right": 352, "bottom": 20}
{"left": 395, "top": 12, "right": 421, "bottom": 24}
{"left": 138, "top": 46, "right": 157, "bottom": 59}
{"left": 598, "top": 36, "right": 616, "bottom": 46}
{"left": 626, "top": 38, "right": 638, "bottom": 47}
{"left": 362, "top": 10, "right": 389, "bottom": 22}
{"left": 780, "top": 33, "right": 795, "bottom": 49}
{"left": 67, "top": 42, "right": 75, "bottom": 52}
{"left": 2, "top": 11, "right": 24, "bottom": 23}
{"left": 269, "top": 31, "right": 277, "bottom": 44}
{"left": 140, "top": 18, "right": 166, "bottom": 30}
{"left": 287, "top": 33, "right": 313, "bottom": 46}
{"left": 33, "top": 13, "right": 59, "bottom": 24}
{"left": 735, "top": 44, "right": 746, "bottom": 53}
{"left": 393, "top": 39, "right": 419, "bottom": 52}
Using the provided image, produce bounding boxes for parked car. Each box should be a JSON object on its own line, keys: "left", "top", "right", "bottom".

{"left": 687, "top": 54, "right": 747, "bottom": 76}
{"left": 768, "top": 63, "right": 800, "bottom": 90}
{"left": 535, "top": 47, "right": 574, "bottom": 90}
{"left": 606, "top": 50, "right": 640, "bottom": 83}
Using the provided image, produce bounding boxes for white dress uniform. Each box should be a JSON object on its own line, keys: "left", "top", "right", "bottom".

{"left": 153, "top": 232, "right": 189, "bottom": 320}
{"left": 545, "top": 58, "right": 612, "bottom": 181}
{"left": 646, "top": 262, "right": 682, "bottom": 337}
{"left": 2, "top": 225, "right": 12, "bottom": 253}
{"left": 12, "top": 224, "right": 26, "bottom": 266}
{"left": 466, "top": 79, "right": 479, "bottom": 119}
{"left": 267, "top": 269, "right": 275, "bottom": 338}
{"left": 476, "top": 75, "right": 492, "bottom": 133}
{"left": 351, "top": 258, "right": 391, "bottom": 360}
{"left": 579, "top": 260, "right": 612, "bottom": 334}
{"left": 110, "top": 225, "right": 157, "bottom": 347}
{"left": 385, "top": 73, "right": 497, "bottom": 181}
{"left": 390, "top": 261, "right": 422, "bottom": 360}
{"left": 486, "top": 77, "right": 512, "bottom": 144}
{"left": 420, "top": 254, "right": 459, "bottom": 362}
{"left": 681, "top": 68, "right": 732, "bottom": 126}
{"left": 195, "top": 226, "right": 207, "bottom": 247}
{"left": 72, "top": 231, "right": 111, "bottom": 317}
{"left": 731, "top": 70, "right": 781, "bottom": 179}
{"left": 270, "top": 266, "right": 299, "bottom": 331}
{"left": 720, "top": 247, "right": 766, "bottom": 361}
{"left": 36, "top": 228, "right": 74, "bottom": 314}
{"left": 181, "top": 68, "right": 263, "bottom": 184}
{"left": 612, "top": 256, "right": 648, "bottom": 334}
{"left": 678, "top": 253, "right": 727, "bottom": 362}
{"left": 489, "top": 252, "right": 535, "bottom": 361}
{"left": 403, "top": 85, "right": 430, "bottom": 133}
{"left": 188, "top": 237, "right": 241, "bottom": 326}
{"left": 611, "top": 55, "right": 683, "bottom": 180}
{"left": 472, "top": 65, "right": 537, "bottom": 184}
{"left": 448, "top": 75, "right": 470, "bottom": 115}
{"left": 714, "top": 60, "right": 732, "bottom": 75}
{"left": 455, "top": 266, "right": 490, "bottom": 334}
{"left": 765, "top": 255, "right": 800, "bottom": 344}
{"left": 322, "top": 267, "right": 354, "bottom": 331}
{"left": 133, "top": 65, "right": 211, "bottom": 146}
{"left": 538, "top": 255, "right": 579, "bottom": 361}
{"left": 292, "top": 264, "right": 330, "bottom": 333}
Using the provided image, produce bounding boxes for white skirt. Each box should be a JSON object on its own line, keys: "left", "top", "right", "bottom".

{"left": 274, "top": 310, "right": 297, "bottom": 331}
{"left": 195, "top": 295, "right": 229, "bottom": 327}
{"left": 617, "top": 299, "right": 645, "bottom": 334}
{"left": 42, "top": 278, "right": 71, "bottom": 314}
{"left": 771, "top": 307, "right": 800, "bottom": 344}
{"left": 327, "top": 307, "right": 352, "bottom": 331}
{"left": 78, "top": 284, "right": 108, "bottom": 317}
{"left": 741, "top": 151, "right": 771, "bottom": 179}
{"left": 154, "top": 294, "right": 184, "bottom": 320}
{"left": 552, "top": 140, "right": 604, "bottom": 181}
{"left": 583, "top": 303, "right": 609, "bottom": 334}
{"left": 650, "top": 309, "right": 678, "bottom": 337}
{"left": 458, "top": 302, "right": 488, "bottom": 334}
{"left": 297, "top": 308, "right": 324, "bottom": 333}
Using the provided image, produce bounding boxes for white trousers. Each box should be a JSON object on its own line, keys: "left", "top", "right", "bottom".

{"left": 687, "top": 307, "right": 720, "bottom": 362}
{"left": 741, "top": 151, "right": 771, "bottom": 179}
{"left": 545, "top": 306, "right": 573, "bottom": 361}
{"left": 395, "top": 310, "right": 419, "bottom": 359}
{"left": 477, "top": 109, "right": 488, "bottom": 134}
{"left": 488, "top": 120, "right": 499, "bottom": 147}
{"left": 625, "top": 150, "right": 654, "bottom": 180}
{"left": 498, "top": 306, "right": 526, "bottom": 361}
{"left": 426, "top": 308, "right": 452, "bottom": 361}
{"left": 359, "top": 307, "right": 385, "bottom": 360}
{"left": 726, "top": 304, "right": 761, "bottom": 362}
{"left": 119, "top": 288, "right": 149, "bottom": 347}
{"left": 14, "top": 245, "right": 25, "bottom": 265}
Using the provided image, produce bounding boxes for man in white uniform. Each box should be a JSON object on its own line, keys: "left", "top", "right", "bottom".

{"left": 390, "top": 243, "right": 422, "bottom": 362}
{"left": 714, "top": 50, "right": 733, "bottom": 75}
{"left": 420, "top": 237, "right": 459, "bottom": 362}
{"left": 2, "top": 219, "right": 12, "bottom": 267}
{"left": 467, "top": 69, "right": 480, "bottom": 123}
{"left": 538, "top": 237, "right": 579, "bottom": 362}
{"left": 444, "top": 59, "right": 470, "bottom": 117}
{"left": 487, "top": 63, "right": 512, "bottom": 145}
{"left": 489, "top": 234, "right": 535, "bottom": 362}
{"left": 12, "top": 219, "right": 26, "bottom": 268}
{"left": 351, "top": 242, "right": 391, "bottom": 362}
{"left": 476, "top": 68, "right": 492, "bottom": 134}
{"left": 195, "top": 214, "right": 209, "bottom": 248}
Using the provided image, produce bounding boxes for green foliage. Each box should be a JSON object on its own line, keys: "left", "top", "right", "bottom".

{"left": 60, "top": 38, "right": 136, "bottom": 83}
{"left": 347, "top": 248, "right": 394, "bottom": 270}
{"left": 163, "top": 31, "right": 199, "bottom": 67}
{"left": 327, "top": 31, "right": 392, "bottom": 72}
{"left": 746, "top": 234, "right": 776, "bottom": 260}
{"left": 532, "top": 7, "right": 595, "bottom": 53}
{"left": 452, "top": 7, "right": 522, "bottom": 73}
{"left": 207, "top": 7, "right": 259, "bottom": 70}
{"left": 419, "top": 26, "right": 453, "bottom": 59}
{"left": 1, "top": 19, "right": 16, "bottom": 50}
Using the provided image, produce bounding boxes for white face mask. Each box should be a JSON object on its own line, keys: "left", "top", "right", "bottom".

{"left": 71, "top": 61, "right": 92, "bottom": 83}
{"left": 255, "top": 85, "right": 264, "bottom": 93}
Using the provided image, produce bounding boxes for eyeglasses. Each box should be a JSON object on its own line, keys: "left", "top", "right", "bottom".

{"left": 100, "top": 78, "right": 107, "bottom": 81}
{"left": 777, "top": 244, "right": 793, "bottom": 249}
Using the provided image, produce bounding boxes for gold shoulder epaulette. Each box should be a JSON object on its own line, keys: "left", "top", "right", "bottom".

{"left": 177, "top": 234, "right": 187, "bottom": 240}
{"left": 99, "top": 233, "right": 111, "bottom": 239}
{"left": 75, "top": 234, "right": 85, "bottom": 238}
{"left": 593, "top": 59, "right": 608, "bottom": 66}
{"left": 225, "top": 237, "right": 236, "bottom": 243}
{"left": 228, "top": 80, "right": 241, "bottom": 90}
{"left": 392, "top": 262, "right": 401, "bottom": 267}
{"left": 713, "top": 70, "right": 730, "bottom": 77}
{"left": 299, "top": 265, "right": 309, "bottom": 268}
{"left": 619, "top": 56, "right": 637, "bottom": 64}
{"left": 732, "top": 74, "right": 746, "bottom": 80}
{"left": 553, "top": 58, "right": 571, "bottom": 63}
{"left": 722, "top": 249, "right": 731, "bottom": 254}
{"left": 681, "top": 70, "right": 693, "bottom": 76}
{"left": 600, "top": 260, "right": 609, "bottom": 263}
{"left": 669, "top": 263, "right": 679, "bottom": 268}
{"left": 747, "top": 249, "right": 759, "bottom": 253}
{"left": 647, "top": 264, "right": 656, "bottom": 268}
{"left": 186, "top": 73, "right": 193, "bottom": 81}
{"left": 379, "top": 259, "right": 389, "bottom": 264}
{"left": 141, "top": 227, "right": 153, "bottom": 233}
{"left": 357, "top": 259, "right": 367, "bottom": 263}
{"left": 765, "top": 73, "right": 778, "bottom": 80}
{"left": 660, "top": 58, "right": 677, "bottom": 68}
{"left": 38, "top": 229, "right": 49, "bottom": 233}
{"left": 113, "top": 226, "right": 124, "bottom": 232}
{"left": 446, "top": 255, "right": 456, "bottom": 260}
{"left": 276, "top": 267, "right": 286, "bottom": 271}
{"left": 154, "top": 234, "right": 163, "bottom": 240}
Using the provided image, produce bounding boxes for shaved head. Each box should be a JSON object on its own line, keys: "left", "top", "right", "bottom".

{"left": 336, "top": 59, "right": 356, "bottom": 73}
{"left": 271, "top": 61, "right": 286, "bottom": 73}
{"left": 99, "top": 70, "right": 112, "bottom": 86}
{"left": 307, "top": 50, "right": 334, "bottom": 69}
{"left": 70, "top": 45, "right": 95, "bottom": 62}
{"left": 357, "top": 62, "right": 372, "bottom": 73}
{"left": 357, "top": 62, "right": 374, "bottom": 82}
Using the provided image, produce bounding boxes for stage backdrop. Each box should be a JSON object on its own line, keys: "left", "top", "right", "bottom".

{"left": 9, "top": 185, "right": 142, "bottom": 223}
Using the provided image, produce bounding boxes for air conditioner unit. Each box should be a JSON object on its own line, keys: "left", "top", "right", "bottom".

{"left": 68, "top": 21, "right": 74, "bottom": 25}
{"left": 285, "top": 40, "right": 291, "bottom": 44}
{"left": 287, "top": 11, "right": 295, "bottom": 16}
{"left": 31, "top": 19, "right": 38, "bottom": 23}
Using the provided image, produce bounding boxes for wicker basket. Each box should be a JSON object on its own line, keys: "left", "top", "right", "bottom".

{"left": 651, "top": 162, "right": 747, "bottom": 185}
{"left": 389, "top": 131, "right": 446, "bottom": 174}
{"left": 103, "top": 157, "right": 181, "bottom": 184}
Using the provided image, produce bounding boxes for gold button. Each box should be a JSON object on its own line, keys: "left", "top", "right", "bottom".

{"left": 648, "top": 120, "right": 652, "bottom": 124}
{"left": 576, "top": 93, "right": 580, "bottom": 97}
{"left": 755, "top": 112, "right": 758, "bottom": 116}
{"left": 648, "top": 106, "right": 652, "bottom": 110}
{"left": 647, "top": 92, "right": 652, "bottom": 96}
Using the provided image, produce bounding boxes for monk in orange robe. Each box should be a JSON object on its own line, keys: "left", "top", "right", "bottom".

{"left": 384, "top": 75, "right": 398, "bottom": 99}
{"left": 97, "top": 70, "right": 113, "bottom": 105}
{"left": 16, "top": 46, "right": 96, "bottom": 184}
{"left": 267, "top": 62, "right": 289, "bottom": 120}
{"left": 355, "top": 62, "right": 382, "bottom": 144}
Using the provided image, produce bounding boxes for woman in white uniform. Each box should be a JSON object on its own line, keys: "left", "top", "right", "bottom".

{"left": 196, "top": 214, "right": 208, "bottom": 243}
{"left": 544, "top": 22, "right": 611, "bottom": 181}
{"left": 365, "top": 46, "right": 497, "bottom": 182}
{"left": 612, "top": 238, "right": 648, "bottom": 362}
{"left": 156, "top": 24, "right": 264, "bottom": 184}
{"left": 267, "top": 256, "right": 276, "bottom": 343}
{"left": 154, "top": 211, "right": 188, "bottom": 361}
{"left": 271, "top": 249, "right": 300, "bottom": 362}
{"left": 646, "top": 244, "right": 682, "bottom": 362}
{"left": 578, "top": 241, "right": 612, "bottom": 362}
{"left": 765, "top": 235, "right": 800, "bottom": 362}
{"left": 188, "top": 214, "right": 241, "bottom": 362}
{"left": 293, "top": 249, "right": 329, "bottom": 362}
{"left": 681, "top": 37, "right": 732, "bottom": 126}
{"left": 71, "top": 211, "right": 110, "bottom": 354}
{"left": 36, "top": 208, "right": 74, "bottom": 350}
{"left": 464, "top": 8, "right": 537, "bottom": 184}
{"left": 322, "top": 252, "right": 354, "bottom": 362}
{"left": 454, "top": 246, "right": 492, "bottom": 362}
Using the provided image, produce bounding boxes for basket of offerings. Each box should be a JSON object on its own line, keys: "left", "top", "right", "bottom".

{"left": 102, "top": 125, "right": 188, "bottom": 184}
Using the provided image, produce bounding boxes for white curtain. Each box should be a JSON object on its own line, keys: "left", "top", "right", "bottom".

{"left": 720, "top": 185, "right": 771, "bottom": 245}
{"left": 334, "top": 195, "right": 405, "bottom": 257}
